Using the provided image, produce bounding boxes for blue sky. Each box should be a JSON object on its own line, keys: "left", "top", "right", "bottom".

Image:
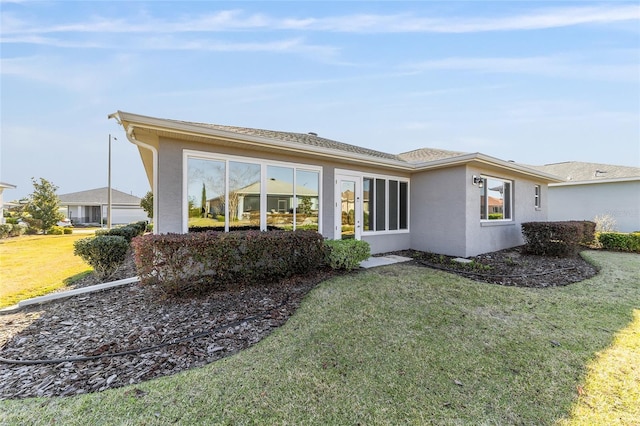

{"left": 1, "top": 1, "right": 639, "bottom": 201}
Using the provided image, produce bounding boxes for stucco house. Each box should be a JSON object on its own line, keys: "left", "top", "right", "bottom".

{"left": 0, "top": 182, "right": 17, "bottom": 225}
{"left": 530, "top": 162, "right": 640, "bottom": 233}
{"left": 58, "top": 187, "right": 148, "bottom": 226}
{"left": 109, "top": 111, "right": 563, "bottom": 257}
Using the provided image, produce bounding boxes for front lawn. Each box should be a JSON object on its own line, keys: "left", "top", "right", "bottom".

{"left": 0, "top": 250, "right": 638, "bottom": 424}
{"left": 0, "top": 234, "right": 93, "bottom": 308}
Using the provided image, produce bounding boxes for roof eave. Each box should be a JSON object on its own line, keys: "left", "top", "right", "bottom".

{"left": 112, "top": 111, "right": 412, "bottom": 171}
{"left": 411, "top": 153, "right": 564, "bottom": 182}
{"left": 550, "top": 176, "right": 640, "bottom": 186}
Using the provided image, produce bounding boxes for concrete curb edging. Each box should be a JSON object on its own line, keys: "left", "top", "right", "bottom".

{"left": 0, "top": 277, "right": 140, "bottom": 315}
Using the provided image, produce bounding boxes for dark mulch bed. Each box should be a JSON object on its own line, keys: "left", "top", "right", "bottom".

{"left": 0, "top": 246, "right": 597, "bottom": 399}
{"left": 389, "top": 246, "right": 598, "bottom": 288}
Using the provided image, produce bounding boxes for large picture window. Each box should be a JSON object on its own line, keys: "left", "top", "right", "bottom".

{"left": 480, "top": 177, "right": 512, "bottom": 220}
{"left": 363, "top": 176, "right": 409, "bottom": 233}
{"left": 185, "top": 151, "right": 320, "bottom": 232}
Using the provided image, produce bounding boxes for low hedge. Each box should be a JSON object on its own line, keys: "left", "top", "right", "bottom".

{"left": 324, "top": 239, "right": 371, "bottom": 270}
{"left": 521, "top": 221, "right": 589, "bottom": 257}
{"left": 0, "top": 224, "right": 26, "bottom": 239}
{"left": 96, "top": 221, "right": 147, "bottom": 243}
{"left": 132, "top": 230, "right": 326, "bottom": 296}
{"left": 74, "top": 235, "right": 130, "bottom": 279}
{"left": 598, "top": 232, "right": 640, "bottom": 253}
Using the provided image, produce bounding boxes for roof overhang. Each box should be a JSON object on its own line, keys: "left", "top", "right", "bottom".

{"left": 549, "top": 176, "right": 640, "bottom": 187}
{"left": 110, "top": 111, "right": 564, "bottom": 183}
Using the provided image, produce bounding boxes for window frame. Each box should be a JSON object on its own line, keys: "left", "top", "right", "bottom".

{"left": 183, "top": 150, "right": 322, "bottom": 233}
{"left": 480, "top": 175, "right": 513, "bottom": 222}
{"left": 362, "top": 172, "right": 410, "bottom": 235}
{"left": 534, "top": 184, "right": 541, "bottom": 209}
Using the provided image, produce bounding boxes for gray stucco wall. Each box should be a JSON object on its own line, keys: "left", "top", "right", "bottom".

{"left": 464, "top": 167, "right": 549, "bottom": 257}
{"left": 152, "top": 136, "right": 410, "bottom": 245}
{"left": 410, "top": 166, "right": 468, "bottom": 256}
{"left": 547, "top": 180, "right": 640, "bottom": 233}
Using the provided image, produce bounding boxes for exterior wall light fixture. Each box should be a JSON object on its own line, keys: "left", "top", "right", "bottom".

{"left": 472, "top": 176, "right": 484, "bottom": 188}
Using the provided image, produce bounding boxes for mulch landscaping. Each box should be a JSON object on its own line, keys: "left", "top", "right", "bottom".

{"left": 0, "top": 246, "right": 597, "bottom": 399}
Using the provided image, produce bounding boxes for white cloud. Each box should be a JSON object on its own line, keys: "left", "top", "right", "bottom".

{"left": 405, "top": 55, "right": 640, "bottom": 82}
{"left": 2, "top": 4, "right": 638, "bottom": 36}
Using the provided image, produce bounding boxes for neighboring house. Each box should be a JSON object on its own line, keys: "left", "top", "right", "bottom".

{"left": 530, "top": 162, "right": 640, "bottom": 233}
{"left": 58, "top": 187, "right": 148, "bottom": 226}
{"left": 110, "top": 111, "right": 563, "bottom": 257}
{"left": 0, "top": 182, "right": 17, "bottom": 224}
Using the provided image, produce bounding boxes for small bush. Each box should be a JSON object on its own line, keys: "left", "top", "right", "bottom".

{"left": 132, "top": 229, "right": 326, "bottom": 296}
{"left": 63, "top": 227, "right": 73, "bottom": 234}
{"left": 521, "top": 221, "right": 583, "bottom": 257}
{"left": 0, "top": 224, "right": 12, "bottom": 239}
{"left": 96, "top": 223, "right": 145, "bottom": 243}
{"left": 48, "top": 226, "right": 64, "bottom": 235}
{"left": 324, "top": 239, "right": 371, "bottom": 270}
{"left": 598, "top": 232, "right": 640, "bottom": 253}
{"left": 74, "top": 235, "right": 130, "bottom": 279}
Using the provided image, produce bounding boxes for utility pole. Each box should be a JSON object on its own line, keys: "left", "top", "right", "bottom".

{"left": 107, "top": 134, "right": 117, "bottom": 229}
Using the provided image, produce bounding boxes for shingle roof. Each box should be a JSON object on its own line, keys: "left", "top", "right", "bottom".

{"left": 397, "top": 147, "right": 468, "bottom": 163}
{"left": 528, "top": 161, "right": 640, "bottom": 182}
{"left": 58, "top": 187, "right": 142, "bottom": 205}
{"left": 172, "top": 119, "right": 402, "bottom": 161}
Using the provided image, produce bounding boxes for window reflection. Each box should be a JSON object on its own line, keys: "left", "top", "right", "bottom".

{"left": 187, "top": 154, "right": 320, "bottom": 232}
{"left": 296, "top": 170, "right": 319, "bottom": 231}
{"left": 229, "top": 161, "right": 261, "bottom": 229}
{"left": 187, "top": 158, "right": 225, "bottom": 228}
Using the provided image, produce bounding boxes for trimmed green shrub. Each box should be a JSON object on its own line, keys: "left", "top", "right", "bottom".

{"left": 324, "top": 239, "right": 371, "bottom": 270}
{"left": 74, "top": 235, "right": 130, "bottom": 279}
{"left": 63, "top": 227, "right": 73, "bottom": 234}
{"left": 132, "top": 229, "right": 326, "bottom": 296}
{"left": 521, "top": 221, "right": 583, "bottom": 257}
{"left": 598, "top": 232, "right": 640, "bottom": 253}
{"left": 0, "top": 224, "right": 12, "bottom": 239}
{"left": 48, "top": 226, "right": 64, "bottom": 235}
{"left": 96, "top": 223, "right": 146, "bottom": 243}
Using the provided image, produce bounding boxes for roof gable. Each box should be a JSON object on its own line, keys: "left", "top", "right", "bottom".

{"left": 58, "top": 187, "right": 142, "bottom": 205}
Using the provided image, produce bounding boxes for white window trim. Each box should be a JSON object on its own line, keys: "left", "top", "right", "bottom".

{"left": 480, "top": 175, "right": 513, "bottom": 222}
{"left": 534, "top": 184, "right": 541, "bottom": 210}
{"left": 183, "top": 149, "right": 323, "bottom": 233}
{"left": 334, "top": 168, "right": 410, "bottom": 236}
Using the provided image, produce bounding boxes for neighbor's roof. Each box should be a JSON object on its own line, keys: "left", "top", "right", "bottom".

{"left": 59, "top": 187, "right": 142, "bottom": 205}
{"left": 110, "top": 111, "right": 564, "bottom": 183}
{"left": 528, "top": 161, "right": 640, "bottom": 183}
{"left": 0, "top": 182, "right": 17, "bottom": 190}
{"left": 233, "top": 179, "right": 319, "bottom": 197}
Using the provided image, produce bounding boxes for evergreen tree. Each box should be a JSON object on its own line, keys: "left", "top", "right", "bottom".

{"left": 140, "top": 191, "right": 153, "bottom": 219}
{"left": 25, "top": 178, "right": 63, "bottom": 233}
{"left": 200, "top": 183, "right": 207, "bottom": 218}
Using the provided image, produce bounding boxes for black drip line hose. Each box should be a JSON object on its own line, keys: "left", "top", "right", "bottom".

{"left": 0, "top": 296, "right": 291, "bottom": 366}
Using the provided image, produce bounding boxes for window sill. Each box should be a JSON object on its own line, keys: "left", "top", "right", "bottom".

{"left": 480, "top": 220, "right": 515, "bottom": 227}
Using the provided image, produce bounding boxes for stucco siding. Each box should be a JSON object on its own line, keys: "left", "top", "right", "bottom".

{"left": 410, "top": 166, "right": 467, "bottom": 257}
{"left": 363, "top": 233, "right": 411, "bottom": 254}
{"left": 464, "top": 168, "right": 549, "bottom": 257}
{"left": 547, "top": 180, "right": 640, "bottom": 232}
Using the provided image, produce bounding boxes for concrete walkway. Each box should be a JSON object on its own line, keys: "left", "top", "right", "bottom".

{"left": 359, "top": 255, "right": 413, "bottom": 269}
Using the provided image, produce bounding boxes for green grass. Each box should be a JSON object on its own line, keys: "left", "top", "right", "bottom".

{"left": 1, "top": 250, "right": 638, "bottom": 425}
{"left": 0, "top": 234, "right": 93, "bottom": 308}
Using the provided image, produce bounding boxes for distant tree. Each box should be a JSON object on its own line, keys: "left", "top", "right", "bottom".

{"left": 25, "top": 178, "right": 63, "bottom": 233}
{"left": 140, "top": 191, "right": 153, "bottom": 220}
{"left": 200, "top": 183, "right": 207, "bottom": 218}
